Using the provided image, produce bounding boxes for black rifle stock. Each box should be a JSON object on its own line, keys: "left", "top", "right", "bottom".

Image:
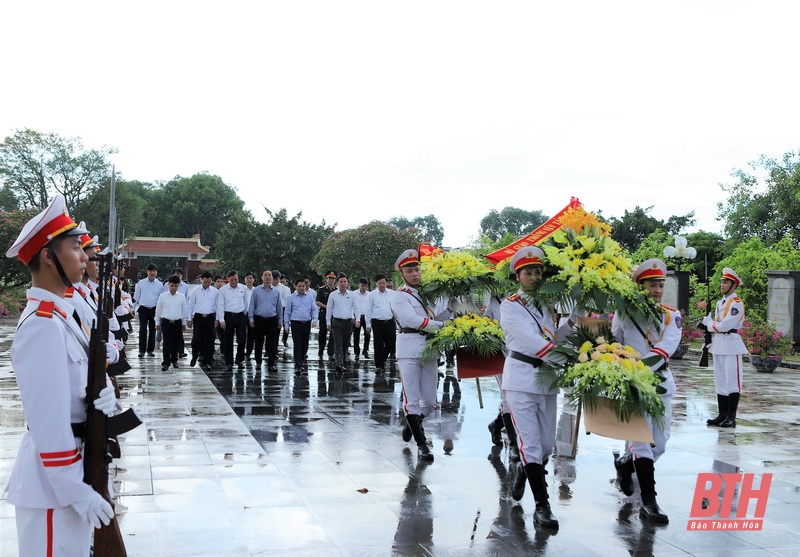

{"left": 84, "top": 252, "right": 138, "bottom": 556}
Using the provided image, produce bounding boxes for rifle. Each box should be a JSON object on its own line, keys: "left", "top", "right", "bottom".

{"left": 84, "top": 251, "right": 142, "bottom": 556}
{"left": 698, "top": 278, "right": 713, "bottom": 368}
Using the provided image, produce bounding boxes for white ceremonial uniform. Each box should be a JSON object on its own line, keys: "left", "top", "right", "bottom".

{"left": 708, "top": 293, "right": 747, "bottom": 395}
{"left": 391, "top": 285, "right": 452, "bottom": 416}
{"left": 7, "top": 288, "right": 97, "bottom": 556}
{"left": 612, "top": 303, "right": 681, "bottom": 462}
{"left": 500, "top": 291, "right": 571, "bottom": 465}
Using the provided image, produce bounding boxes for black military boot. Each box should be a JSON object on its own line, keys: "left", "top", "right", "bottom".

{"left": 720, "top": 392, "right": 740, "bottom": 428}
{"left": 706, "top": 394, "right": 729, "bottom": 426}
{"left": 633, "top": 458, "right": 669, "bottom": 524}
{"left": 407, "top": 414, "right": 433, "bottom": 461}
{"left": 488, "top": 412, "right": 504, "bottom": 446}
{"left": 511, "top": 461, "right": 527, "bottom": 501}
{"left": 501, "top": 412, "right": 521, "bottom": 461}
{"left": 525, "top": 462, "right": 558, "bottom": 529}
{"left": 614, "top": 453, "right": 636, "bottom": 496}
{"left": 402, "top": 417, "right": 413, "bottom": 442}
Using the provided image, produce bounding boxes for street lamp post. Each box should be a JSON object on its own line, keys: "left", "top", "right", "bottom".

{"left": 663, "top": 236, "right": 697, "bottom": 271}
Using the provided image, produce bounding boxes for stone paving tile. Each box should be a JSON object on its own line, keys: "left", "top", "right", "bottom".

{"left": 1, "top": 322, "right": 799, "bottom": 555}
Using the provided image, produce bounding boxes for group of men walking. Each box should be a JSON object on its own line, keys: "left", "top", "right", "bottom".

{"left": 132, "top": 267, "right": 402, "bottom": 376}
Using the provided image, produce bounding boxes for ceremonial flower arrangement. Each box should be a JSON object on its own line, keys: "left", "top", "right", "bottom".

{"left": 420, "top": 251, "right": 497, "bottom": 299}
{"left": 542, "top": 326, "right": 666, "bottom": 424}
{"left": 739, "top": 318, "right": 793, "bottom": 359}
{"left": 420, "top": 313, "right": 505, "bottom": 364}
{"left": 533, "top": 224, "right": 662, "bottom": 328}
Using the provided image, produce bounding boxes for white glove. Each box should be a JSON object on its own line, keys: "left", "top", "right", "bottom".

{"left": 94, "top": 384, "right": 117, "bottom": 417}
{"left": 105, "top": 342, "right": 120, "bottom": 364}
{"left": 70, "top": 490, "right": 114, "bottom": 529}
{"left": 702, "top": 315, "right": 713, "bottom": 327}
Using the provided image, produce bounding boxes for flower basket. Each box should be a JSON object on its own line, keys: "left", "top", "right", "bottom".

{"left": 420, "top": 251, "right": 497, "bottom": 300}
{"left": 420, "top": 313, "right": 505, "bottom": 364}
{"left": 750, "top": 354, "right": 781, "bottom": 373}
{"left": 582, "top": 397, "right": 655, "bottom": 444}
{"left": 456, "top": 348, "right": 505, "bottom": 379}
{"left": 541, "top": 327, "right": 667, "bottom": 428}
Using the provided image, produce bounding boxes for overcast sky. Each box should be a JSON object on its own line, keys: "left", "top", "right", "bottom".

{"left": 2, "top": 1, "right": 798, "bottom": 247}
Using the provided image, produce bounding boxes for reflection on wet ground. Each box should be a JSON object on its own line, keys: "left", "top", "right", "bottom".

{"left": 2, "top": 321, "right": 800, "bottom": 556}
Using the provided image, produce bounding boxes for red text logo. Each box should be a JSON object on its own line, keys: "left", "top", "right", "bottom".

{"left": 687, "top": 472, "right": 772, "bottom": 531}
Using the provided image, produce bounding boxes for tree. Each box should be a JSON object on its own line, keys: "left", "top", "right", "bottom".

{"left": 215, "top": 208, "right": 334, "bottom": 285}
{"left": 73, "top": 179, "right": 153, "bottom": 246}
{"left": 608, "top": 206, "right": 695, "bottom": 253}
{"left": 387, "top": 215, "right": 444, "bottom": 246}
{"left": 715, "top": 236, "right": 800, "bottom": 320}
{"left": 145, "top": 173, "right": 247, "bottom": 246}
{"left": 0, "top": 207, "right": 40, "bottom": 288}
{"left": 311, "top": 221, "right": 423, "bottom": 283}
{"left": 0, "top": 128, "right": 116, "bottom": 209}
{"left": 717, "top": 151, "right": 800, "bottom": 246}
{"left": 479, "top": 207, "right": 548, "bottom": 241}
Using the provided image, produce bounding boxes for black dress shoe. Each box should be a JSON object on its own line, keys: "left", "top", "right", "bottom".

{"left": 147, "top": 352, "right": 156, "bottom": 357}
{"left": 138, "top": 352, "right": 144, "bottom": 358}
{"left": 190, "top": 356, "right": 198, "bottom": 367}
{"left": 161, "top": 364, "right": 169, "bottom": 371}
{"left": 179, "top": 353, "right": 187, "bottom": 359}
{"left": 203, "top": 364, "right": 213, "bottom": 371}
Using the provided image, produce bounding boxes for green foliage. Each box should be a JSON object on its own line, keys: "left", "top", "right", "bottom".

{"left": 0, "top": 286, "right": 26, "bottom": 316}
{"left": 0, "top": 128, "right": 116, "bottom": 209}
{"left": 387, "top": 215, "right": 444, "bottom": 246}
{"left": 73, "top": 179, "right": 152, "bottom": 246}
{"left": 718, "top": 151, "right": 800, "bottom": 246}
{"left": 140, "top": 173, "right": 247, "bottom": 247}
{"left": 608, "top": 206, "right": 695, "bottom": 253}
{"left": 714, "top": 236, "right": 800, "bottom": 320}
{"left": 311, "top": 221, "right": 423, "bottom": 284}
{"left": 0, "top": 207, "right": 39, "bottom": 288}
{"left": 479, "top": 207, "right": 548, "bottom": 241}
{"left": 216, "top": 209, "right": 334, "bottom": 285}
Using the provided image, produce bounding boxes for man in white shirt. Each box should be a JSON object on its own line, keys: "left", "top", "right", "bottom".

{"left": 156, "top": 275, "right": 188, "bottom": 371}
{"left": 272, "top": 270, "right": 292, "bottom": 347}
{"left": 352, "top": 277, "right": 371, "bottom": 360}
{"left": 326, "top": 273, "right": 358, "bottom": 372}
{"left": 187, "top": 271, "right": 219, "bottom": 370}
{"left": 134, "top": 263, "right": 162, "bottom": 357}
{"left": 216, "top": 270, "right": 248, "bottom": 372}
{"left": 367, "top": 274, "right": 395, "bottom": 372}
{"left": 163, "top": 268, "right": 189, "bottom": 357}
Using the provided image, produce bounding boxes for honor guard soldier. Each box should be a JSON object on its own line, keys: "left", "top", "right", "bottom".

{"left": 612, "top": 258, "right": 681, "bottom": 524}
{"left": 390, "top": 249, "right": 453, "bottom": 461}
{"left": 6, "top": 195, "right": 119, "bottom": 557}
{"left": 315, "top": 270, "right": 337, "bottom": 360}
{"left": 704, "top": 267, "right": 748, "bottom": 428}
{"left": 500, "top": 247, "right": 574, "bottom": 530}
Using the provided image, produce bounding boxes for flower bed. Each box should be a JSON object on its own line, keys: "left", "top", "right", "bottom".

{"left": 740, "top": 317, "right": 793, "bottom": 359}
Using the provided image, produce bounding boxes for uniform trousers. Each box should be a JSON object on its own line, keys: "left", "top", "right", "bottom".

{"left": 317, "top": 310, "right": 330, "bottom": 357}
{"left": 331, "top": 318, "right": 353, "bottom": 366}
{"left": 371, "top": 318, "right": 395, "bottom": 368}
{"left": 493, "top": 374, "right": 510, "bottom": 414}
{"left": 713, "top": 354, "right": 743, "bottom": 395}
{"left": 223, "top": 311, "right": 247, "bottom": 367}
{"left": 352, "top": 315, "right": 370, "bottom": 355}
{"left": 503, "top": 390, "right": 557, "bottom": 465}
{"left": 160, "top": 319, "right": 183, "bottom": 366}
{"left": 252, "top": 315, "right": 279, "bottom": 366}
{"left": 398, "top": 357, "right": 438, "bottom": 416}
{"left": 137, "top": 305, "right": 156, "bottom": 353}
{"left": 624, "top": 388, "right": 674, "bottom": 462}
{"left": 290, "top": 320, "right": 312, "bottom": 367}
{"left": 191, "top": 313, "right": 216, "bottom": 365}
{"left": 16, "top": 505, "right": 91, "bottom": 557}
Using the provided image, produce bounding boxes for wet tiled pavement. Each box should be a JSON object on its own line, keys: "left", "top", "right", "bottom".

{"left": 2, "top": 321, "right": 800, "bottom": 556}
